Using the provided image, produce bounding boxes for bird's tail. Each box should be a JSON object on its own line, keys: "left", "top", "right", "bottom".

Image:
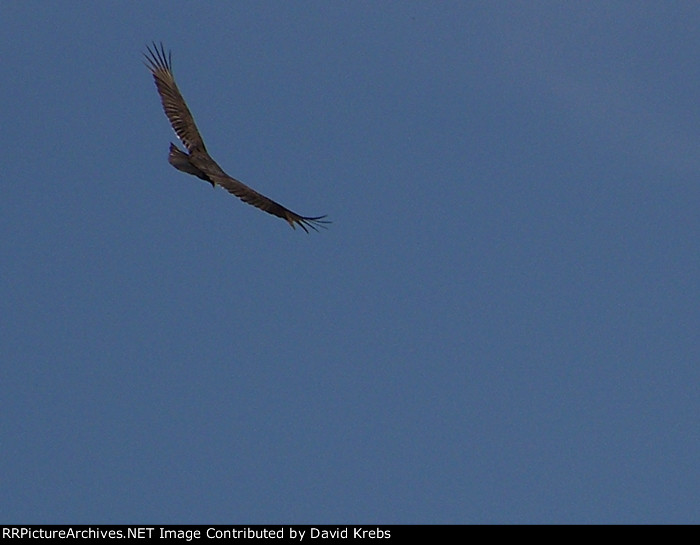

{"left": 168, "top": 143, "right": 214, "bottom": 186}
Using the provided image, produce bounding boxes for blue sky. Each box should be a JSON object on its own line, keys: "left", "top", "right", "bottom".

{"left": 1, "top": 1, "right": 698, "bottom": 523}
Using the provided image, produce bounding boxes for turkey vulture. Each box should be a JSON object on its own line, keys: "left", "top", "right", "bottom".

{"left": 144, "top": 43, "right": 329, "bottom": 232}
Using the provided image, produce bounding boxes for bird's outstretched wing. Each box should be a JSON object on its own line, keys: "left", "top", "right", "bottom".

{"left": 212, "top": 171, "right": 330, "bottom": 233}
{"left": 168, "top": 143, "right": 329, "bottom": 232}
{"left": 144, "top": 42, "right": 207, "bottom": 154}
{"left": 145, "top": 42, "right": 330, "bottom": 232}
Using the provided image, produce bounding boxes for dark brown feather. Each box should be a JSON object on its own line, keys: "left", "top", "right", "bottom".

{"left": 144, "top": 43, "right": 206, "bottom": 154}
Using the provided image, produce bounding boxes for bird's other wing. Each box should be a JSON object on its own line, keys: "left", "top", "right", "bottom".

{"left": 144, "top": 42, "right": 207, "bottom": 154}
{"left": 209, "top": 172, "right": 330, "bottom": 233}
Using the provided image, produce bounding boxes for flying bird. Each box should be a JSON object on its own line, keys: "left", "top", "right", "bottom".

{"left": 144, "top": 43, "right": 329, "bottom": 232}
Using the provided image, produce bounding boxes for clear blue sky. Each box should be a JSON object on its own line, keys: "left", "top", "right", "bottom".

{"left": 1, "top": 1, "right": 698, "bottom": 524}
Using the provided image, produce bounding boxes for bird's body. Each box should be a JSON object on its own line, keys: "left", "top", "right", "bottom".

{"left": 144, "top": 43, "right": 329, "bottom": 232}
